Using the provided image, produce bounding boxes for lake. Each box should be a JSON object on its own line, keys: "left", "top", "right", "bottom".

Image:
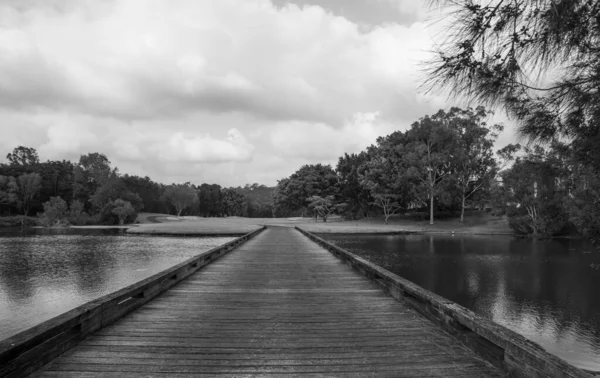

{"left": 321, "top": 233, "right": 600, "bottom": 372}
{"left": 0, "top": 229, "right": 234, "bottom": 340}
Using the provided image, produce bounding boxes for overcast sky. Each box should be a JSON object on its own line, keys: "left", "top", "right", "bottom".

{"left": 0, "top": 0, "right": 516, "bottom": 187}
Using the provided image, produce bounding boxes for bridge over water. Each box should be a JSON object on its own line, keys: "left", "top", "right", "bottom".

{"left": 0, "top": 227, "right": 594, "bottom": 377}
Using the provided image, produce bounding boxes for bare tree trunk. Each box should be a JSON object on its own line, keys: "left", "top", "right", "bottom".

{"left": 429, "top": 194, "right": 434, "bottom": 225}
{"left": 460, "top": 189, "right": 466, "bottom": 223}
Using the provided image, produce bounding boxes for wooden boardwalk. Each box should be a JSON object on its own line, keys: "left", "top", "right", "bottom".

{"left": 36, "top": 226, "right": 502, "bottom": 377}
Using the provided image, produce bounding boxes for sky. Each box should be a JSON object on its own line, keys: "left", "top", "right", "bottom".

{"left": 0, "top": 0, "right": 517, "bottom": 187}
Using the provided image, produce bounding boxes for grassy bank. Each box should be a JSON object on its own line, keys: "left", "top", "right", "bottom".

{"left": 122, "top": 212, "right": 512, "bottom": 236}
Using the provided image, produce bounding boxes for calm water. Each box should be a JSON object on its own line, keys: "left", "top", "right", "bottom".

{"left": 0, "top": 229, "right": 234, "bottom": 340}
{"left": 323, "top": 233, "right": 600, "bottom": 372}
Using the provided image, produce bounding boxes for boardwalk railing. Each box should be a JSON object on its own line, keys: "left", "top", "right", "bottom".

{"left": 297, "top": 227, "right": 594, "bottom": 378}
{"left": 0, "top": 226, "right": 265, "bottom": 378}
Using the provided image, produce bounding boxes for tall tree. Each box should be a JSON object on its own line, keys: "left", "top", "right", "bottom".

{"left": 122, "top": 175, "right": 164, "bottom": 213}
{"left": 16, "top": 173, "right": 42, "bottom": 215}
{"left": 336, "top": 152, "right": 372, "bottom": 219}
{"left": 404, "top": 110, "right": 460, "bottom": 224}
{"left": 273, "top": 164, "right": 339, "bottom": 217}
{"left": 6, "top": 146, "right": 39, "bottom": 166}
{"left": 221, "top": 187, "right": 248, "bottom": 217}
{"left": 359, "top": 133, "right": 414, "bottom": 224}
{"left": 502, "top": 145, "right": 570, "bottom": 236}
{"left": 447, "top": 107, "right": 502, "bottom": 222}
{"left": 424, "top": 0, "right": 600, "bottom": 166}
{"left": 197, "top": 184, "right": 223, "bottom": 217}
{"left": 162, "top": 184, "right": 198, "bottom": 216}
{"left": 73, "top": 153, "right": 114, "bottom": 209}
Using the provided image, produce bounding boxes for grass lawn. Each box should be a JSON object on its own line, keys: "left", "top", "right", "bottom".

{"left": 126, "top": 212, "right": 512, "bottom": 235}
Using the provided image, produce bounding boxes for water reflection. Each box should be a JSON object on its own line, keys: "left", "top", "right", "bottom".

{"left": 0, "top": 230, "right": 234, "bottom": 340}
{"left": 323, "top": 234, "right": 600, "bottom": 371}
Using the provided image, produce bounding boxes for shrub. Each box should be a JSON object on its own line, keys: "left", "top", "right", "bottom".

{"left": 100, "top": 199, "right": 138, "bottom": 225}
{"left": 508, "top": 215, "right": 534, "bottom": 235}
{"left": 111, "top": 199, "right": 136, "bottom": 225}
{"left": 38, "top": 197, "right": 69, "bottom": 227}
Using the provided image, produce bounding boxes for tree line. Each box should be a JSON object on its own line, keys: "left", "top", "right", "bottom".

{"left": 0, "top": 147, "right": 274, "bottom": 226}
{"left": 273, "top": 106, "right": 600, "bottom": 239}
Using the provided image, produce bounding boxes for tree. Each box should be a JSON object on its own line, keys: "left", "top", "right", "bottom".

{"left": 197, "top": 183, "right": 223, "bottom": 217}
{"left": 502, "top": 146, "right": 569, "bottom": 236}
{"left": 6, "top": 146, "right": 39, "bottom": 166}
{"left": 359, "top": 132, "right": 415, "bottom": 224}
{"left": 336, "top": 152, "right": 372, "bottom": 219}
{"left": 72, "top": 153, "right": 115, "bottom": 210}
{"left": 447, "top": 107, "right": 502, "bottom": 222}
{"left": 273, "top": 164, "right": 339, "bottom": 217}
{"left": 306, "top": 195, "right": 346, "bottom": 223}
{"left": 162, "top": 184, "right": 198, "bottom": 216}
{"left": 221, "top": 187, "right": 248, "bottom": 217}
{"left": 78, "top": 153, "right": 112, "bottom": 187}
{"left": 16, "top": 173, "right": 42, "bottom": 215}
{"left": 39, "top": 196, "right": 68, "bottom": 227}
{"left": 122, "top": 175, "right": 164, "bottom": 213}
{"left": 371, "top": 194, "right": 403, "bottom": 225}
{"left": 424, "top": 0, "right": 600, "bottom": 166}
{"left": 404, "top": 111, "right": 460, "bottom": 224}
{"left": 69, "top": 199, "right": 86, "bottom": 225}
{"left": 0, "top": 175, "right": 18, "bottom": 207}
{"left": 241, "top": 183, "right": 274, "bottom": 218}
{"left": 90, "top": 174, "right": 143, "bottom": 213}
{"left": 111, "top": 199, "right": 136, "bottom": 225}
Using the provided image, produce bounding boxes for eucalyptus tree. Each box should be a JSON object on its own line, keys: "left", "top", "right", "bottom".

{"left": 447, "top": 106, "right": 502, "bottom": 222}
{"left": 404, "top": 111, "right": 461, "bottom": 225}
{"left": 359, "top": 132, "right": 413, "bottom": 225}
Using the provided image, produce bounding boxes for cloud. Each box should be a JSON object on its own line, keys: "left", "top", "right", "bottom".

{"left": 0, "top": 0, "right": 438, "bottom": 125}
{"left": 0, "top": 0, "right": 517, "bottom": 187}
{"left": 270, "top": 111, "right": 398, "bottom": 160}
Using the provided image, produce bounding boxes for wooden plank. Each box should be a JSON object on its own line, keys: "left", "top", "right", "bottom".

{"left": 35, "top": 226, "right": 503, "bottom": 378}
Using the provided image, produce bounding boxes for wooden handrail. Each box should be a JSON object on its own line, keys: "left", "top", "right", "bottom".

{"left": 296, "top": 227, "right": 594, "bottom": 378}
{"left": 0, "top": 226, "right": 266, "bottom": 378}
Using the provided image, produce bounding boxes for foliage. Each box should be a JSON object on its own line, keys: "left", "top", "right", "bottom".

{"left": 502, "top": 146, "right": 571, "bottom": 236}
{"left": 306, "top": 195, "right": 346, "bottom": 222}
{"left": 16, "top": 173, "right": 42, "bottom": 215}
{"left": 448, "top": 107, "right": 502, "bottom": 222}
{"left": 221, "top": 187, "right": 248, "bottom": 217}
{"left": 336, "top": 152, "right": 373, "bottom": 219}
{"left": 100, "top": 200, "right": 137, "bottom": 225}
{"left": 90, "top": 174, "right": 144, "bottom": 213}
{"left": 371, "top": 194, "right": 403, "bottom": 225}
{"left": 38, "top": 196, "right": 69, "bottom": 227}
{"left": 68, "top": 199, "right": 87, "bottom": 225}
{"left": 405, "top": 111, "right": 462, "bottom": 224}
{"left": 273, "top": 164, "right": 339, "bottom": 217}
{"left": 111, "top": 199, "right": 136, "bottom": 225}
{"left": 241, "top": 183, "right": 274, "bottom": 218}
{"left": 425, "top": 0, "right": 600, "bottom": 153}
{"left": 121, "top": 174, "right": 165, "bottom": 213}
{"left": 161, "top": 184, "right": 198, "bottom": 216}
{"left": 197, "top": 183, "right": 223, "bottom": 217}
{"left": 6, "top": 146, "right": 39, "bottom": 166}
{"left": 0, "top": 175, "right": 18, "bottom": 206}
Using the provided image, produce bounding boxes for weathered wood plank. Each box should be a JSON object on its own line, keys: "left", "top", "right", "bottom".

{"left": 34, "top": 226, "right": 503, "bottom": 378}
